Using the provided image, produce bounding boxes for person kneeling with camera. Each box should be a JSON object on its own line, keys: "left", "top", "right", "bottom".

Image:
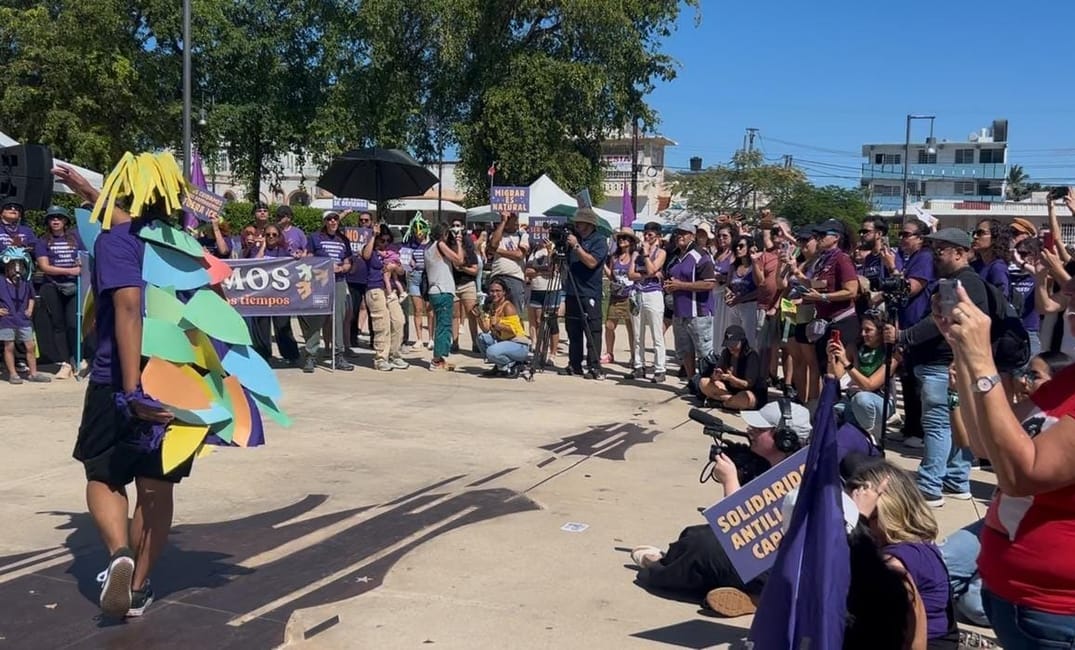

{"left": 475, "top": 278, "right": 531, "bottom": 378}
{"left": 630, "top": 400, "right": 811, "bottom": 616}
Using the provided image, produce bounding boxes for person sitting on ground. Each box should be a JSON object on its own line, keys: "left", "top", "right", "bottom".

{"left": 698, "top": 324, "right": 767, "bottom": 410}
{"left": 475, "top": 278, "right": 531, "bottom": 378}
{"left": 629, "top": 400, "right": 812, "bottom": 616}
{"left": 827, "top": 310, "right": 901, "bottom": 441}
{"left": 846, "top": 460, "right": 957, "bottom": 647}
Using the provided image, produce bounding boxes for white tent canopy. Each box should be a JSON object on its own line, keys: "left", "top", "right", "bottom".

{"left": 0, "top": 130, "right": 104, "bottom": 195}
{"left": 466, "top": 174, "right": 622, "bottom": 227}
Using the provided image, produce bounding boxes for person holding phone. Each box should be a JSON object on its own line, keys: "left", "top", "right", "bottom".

{"left": 885, "top": 228, "right": 992, "bottom": 507}
{"left": 828, "top": 311, "right": 901, "bottom": 440}
{"left": 699, "top": 324, "right": 767, "bottom": 410}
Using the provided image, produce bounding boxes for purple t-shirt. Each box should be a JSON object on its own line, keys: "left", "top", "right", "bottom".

{"left": 307, "top": 232, "right": 350, "bottom": 281}
{"left": 281, "top": 225, "right": 307, "bottom": 256}
{"left": 344, "top": 227, "right": 372, "bottom": 284}
{"left": 365, "top": 246, "right": 385, "bottom": 290}
{"left": 0, "top": 277, "right": 32, "bottom": 329}
{"left": 669, "top": 248, "right": 716, "bottom": 318}
{"left": 972, "top": 257, "right": 1009, "bottom": 296}
{"left": 90, "top": 222, "right": 146, "bottom": 387}
{"left": 885, "top": 542, "right": 950, "bottom": 640}
{"left": 0, "top": 222, "right": 37, "bottom": 252}
{"left": 895, "top": 248, "right": 935, "bottom": 327}
{"left": 34, "top": 232, "right": 86, "bottom": 284}
{"left": 1008, "top": 263, "right": 1039, "bottom": 332}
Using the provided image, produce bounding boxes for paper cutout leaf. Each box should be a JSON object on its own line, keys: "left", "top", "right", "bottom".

{"left": 222, "top": 345, "right": 282, "bottom": 400}
{"left": 143, "top": 243, "right": 210, "bottom": 290}
{"left": 145, "top": 285, "right": 185, "bottom": 324}
{"left": 170, "top": 403, "right": 233, "bottom": 426}
{"left": 76, "top": 208, "right": 101, "bottom": 257}
{"left": 161, "top": 423, "right": 209, "bottom": 474}
{"left": 183, "top": 289, "right": 251, "bottom": 345}
{"left": 223, "top": 376, "right": 253, "bottom": 446}
{"left": 244, "top": 390, "right": 266, "bottom": 447}
{"left": 203, "top": 253, "right": 232, "bottom": 286}
{"left": 188, "top": 330, "right": 225, "bottom": 374}
{"left": 251, "top": 392, "right": 291, "bottom": 427}
{"left": 140, "top": 221, "right": 206, "bottom": 258}
{"left": 142, "top": 318, "right": 196, "bottom": 363}
{"left": 141, "top": 357, "right": 212, "bottom": 410}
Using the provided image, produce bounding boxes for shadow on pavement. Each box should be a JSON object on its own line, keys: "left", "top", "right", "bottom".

{"left": 630, "top": 618, "right": 749, "bottom": 649}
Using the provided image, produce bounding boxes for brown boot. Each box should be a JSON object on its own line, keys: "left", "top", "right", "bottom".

{"left": 704, "top": 587, "right": 758, "bottom": 617}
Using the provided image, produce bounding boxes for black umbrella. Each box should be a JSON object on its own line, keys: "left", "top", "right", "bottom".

{"left": 317, "top": 148, "right": 439, "bottom": 204}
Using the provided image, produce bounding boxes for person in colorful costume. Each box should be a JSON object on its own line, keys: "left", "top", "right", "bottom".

{"left": 54, "top": 155, "right": 288, "bottom": 619}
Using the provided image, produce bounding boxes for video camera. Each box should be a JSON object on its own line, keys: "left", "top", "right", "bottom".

{"left": 688, "top": 408, "right": 772, "bottom": 485}
{"left": 547, "top": 222, "right": 577, "bottom": 254}
{"left": 879, "top": 275, "right": 910, "bottom": 315}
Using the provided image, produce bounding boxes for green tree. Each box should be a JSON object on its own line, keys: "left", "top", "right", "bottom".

{"left": 0, "top": 1, "right": 177, "bottom": 170}
{"left": 668, "top": 150, "right": 806, "bottom": 217}
{"left": 768, "top": 183, "right": 872, "bottom": 231}
{"left": 1006, "top": 164, "right": 1031, "bottom": 201}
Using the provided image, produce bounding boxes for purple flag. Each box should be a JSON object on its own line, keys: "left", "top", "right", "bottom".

{"left": 183, "top": 148, "right": 209, "bottom": 231}
{"left": 749, "top": 376, "right": 850, "bottom": 649}
{"left": 621, "top": 185, "right": 636, "bottom": 228}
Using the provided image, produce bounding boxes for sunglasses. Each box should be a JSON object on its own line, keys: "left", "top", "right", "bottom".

{"left": 735, "top": 243, "right": 747, "bottom": 250}
{"left": 359, "top": 218, "right": 371, "bottom": 223}
{"left": 899, "top": 231, "right": 919, "bottom": 238}
{"left": 973, "top": 229, "right": 990, "bottom": 238}
{"left": 325, "top": 216, "right": 339, "bottom": 222}
{"left": 266, "top": 232, "right": 280, "bottom": 238}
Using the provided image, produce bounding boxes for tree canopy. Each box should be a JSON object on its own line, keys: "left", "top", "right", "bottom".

{"left": 0, "top": 0, "right": 697, "bottom": 205}
{"left": 668, "top": 150, "right": 806, "bottom": 218}
{"left": 768, "top": 183, "right": 872, "bottom": 231}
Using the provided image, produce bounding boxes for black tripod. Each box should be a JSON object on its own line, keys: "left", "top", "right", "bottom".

{"left": 877, "top": 301, "right": 905, "bottom": 454}
{"left": 526, "top": 249, "right": 600, "bottom": 381}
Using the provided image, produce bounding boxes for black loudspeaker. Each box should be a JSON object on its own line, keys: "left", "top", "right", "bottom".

{"left": 0, "top": 144, "right": 54, "bottom": 210}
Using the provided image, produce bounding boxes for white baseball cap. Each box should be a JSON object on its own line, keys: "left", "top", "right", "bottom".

{"left": 740, "top": 401, "right": 813, "bottom": 441}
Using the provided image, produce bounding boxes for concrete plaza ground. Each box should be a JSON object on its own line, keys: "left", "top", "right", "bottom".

{"left": 0, "top": 336, "right": 993, "bottom": 649}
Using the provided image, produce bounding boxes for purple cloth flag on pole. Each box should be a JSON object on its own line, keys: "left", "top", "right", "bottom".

{"left": 621, "top": 185, "right": 636, "bottom": 229}
{"left": 748, "top": 376, "right": 850, "bottom": 649}
{"left": 183, "top": 148, "right": 209, "bottom": 231}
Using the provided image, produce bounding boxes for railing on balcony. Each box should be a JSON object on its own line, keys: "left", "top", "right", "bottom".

{"left": 870, "top": 195, "right": 1005, "bottom": 210}
{"left": 862, "top": 163, "right": 1008, "bottom": 181}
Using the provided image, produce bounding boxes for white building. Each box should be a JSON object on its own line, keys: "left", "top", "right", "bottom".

{"left": 914, "top": 193, "right": 1075, "bottom": 246}
{"left": 861, "top": 119, "right": 1009, "bottom": 213}
{"left": 598, "top": 130, "right": 676, "bottom": 220}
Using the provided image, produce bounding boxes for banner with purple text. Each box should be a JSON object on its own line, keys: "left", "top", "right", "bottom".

{"left": 222, "top": 257, "right": 335, "bottom": 316}
{"left": 527, "top": 215, "right": 566, "bottom": 244}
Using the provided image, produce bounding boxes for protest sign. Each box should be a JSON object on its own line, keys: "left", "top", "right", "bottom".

{"left": 703, "top": 446, "right": 810, "bottom": 582}
{"left": 528, "top": 215, "right": 566, "bottom": 244}
{"left": 181, "top": 186, "right": 228, "bottom": 223}
{"left": 222, "top": 257, "right": 334, "bottom": 316}
{"left": 343, "top": 226, "right": 373, "bottom": 257}
{"left": 332, "top": 197, "right": 370, "bottom": 211}
{"left": 490, "top": 186, "right": 530, "bottom": 213}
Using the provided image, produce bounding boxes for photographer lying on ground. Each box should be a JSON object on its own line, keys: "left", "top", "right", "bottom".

{"left": 629, "top": 400, "right": 811, "bottom": 617}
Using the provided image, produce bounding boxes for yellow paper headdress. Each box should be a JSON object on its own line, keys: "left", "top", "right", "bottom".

{"left": 92, "top": 152, "right": 189, "bottom": 231}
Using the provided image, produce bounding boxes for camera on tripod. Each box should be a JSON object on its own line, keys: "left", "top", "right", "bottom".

{"left": 547, "top": 222, "right": 577, "bottom": 253}
{"left": 879, "top": 275, "right": 910, "bottom": 313}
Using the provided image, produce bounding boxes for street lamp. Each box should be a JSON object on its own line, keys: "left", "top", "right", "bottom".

{"left": 182, "top": 0, "right": 192, "bottom": 179}
{"left": 901, "top": 114, "right": 936, "bottom": 221}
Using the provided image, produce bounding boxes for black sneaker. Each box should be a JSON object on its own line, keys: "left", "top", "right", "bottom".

{"left": 558, "top": 366, "right": 584, "bottom": 376}
{"left": 586, "top": 370, "right": 606, "bottom": 381}
{"left": 333, "top": 355, "right": 355, "bottom": 371}
{"left": 941, "top": 486, "right": 972, "bottom": 501}
{"left": 127, "top": 581, "right": 155, "bottom": 617}
{"left": 920, "top": 490, "right": 944, "bottom": 508}
{"left": 677, "top": 366, "right": 688, "bottom": 379}
{"left": 630, "top": 367, "right": 646, "bottom": 380}
{"left": 96, "top": 547, "right": 135, "bottom": 618}
{"left": 450, "top": 341, "right": 460, "bottom": 354}
{"left": 302, "top": 355, "right": 316, "bottom": 373}
{"left": 652, "top": 372, "right": 666, "bottom": 384}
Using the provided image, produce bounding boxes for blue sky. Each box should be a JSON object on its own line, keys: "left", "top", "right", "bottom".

{"left": 649, "top": 0, "right": 1075, "bottom": 188}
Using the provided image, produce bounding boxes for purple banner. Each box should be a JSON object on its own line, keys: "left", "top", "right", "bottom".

{"left": 222, "top": 257, "right": 335, "bottom": 316}
{"left": 527, "top": 215, "right": 566, "bottom": 244}
{"left": 490, "top": 186, "right": 530, "bottom": 213}
{"left": 703, "top": 447, "right": 809, "bottom": 582}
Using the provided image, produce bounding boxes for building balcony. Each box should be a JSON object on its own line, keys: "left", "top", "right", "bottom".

{"left": 861, "top": 163, "right": 1008, "bottom": 181}
{"left": 870, "top": 194, "right": 1005, "bottom": 210}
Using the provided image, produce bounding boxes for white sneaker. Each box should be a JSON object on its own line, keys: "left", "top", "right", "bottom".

{"left": 942, "top": 488, "right": 973, "bottom": 501}
{"left": 375, "top": 359, "right": 393, "bottom": 372}
{"left": 96, "top": 550, "right": 135, "bottom": 618}
{"left": 54, "top": 362, "right": 73, "bottom": 380}
{"left": 390, "top": 356, "right": 410, "bottom": 370}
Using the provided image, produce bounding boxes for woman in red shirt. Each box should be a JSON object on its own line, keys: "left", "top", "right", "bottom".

{"left": 800, "top": 219, "right": 860, "bottom": 382}
{"left": 943, "top": 278, "right": 1075, "bottom": 648}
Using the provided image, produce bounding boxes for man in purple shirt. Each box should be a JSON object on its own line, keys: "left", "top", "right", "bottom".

{"left": 664, "top": 224, "right": 717, "bottom": 380}
{"left": 54, "top": 162, "right": 185, "bottom": 619}
{"left": 276, "top": 205, "right": 307, "bottom": 255}
{"left": 881, "top": 218, "right": 935, "bottom": 446}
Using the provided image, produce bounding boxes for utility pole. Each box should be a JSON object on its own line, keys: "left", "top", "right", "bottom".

{"left": 783, "top": 154, "right": 793, "bottom": 169}
{"left": 181, "top": 0, "right": 192, "bottom": 179}
{"left": 631, "top": 117, "right": 640, "bottom": 216}
{"left": 746, "top": 128, "right": 759, "bottom": 212}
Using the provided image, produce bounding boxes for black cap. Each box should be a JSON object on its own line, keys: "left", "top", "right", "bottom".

{"left": 794, "top": 224, "right": 816, "bottom": 240}
{"left": 252, "top": 201, "right": 269, "bottom": 213}
{"left": 812, "top": 219, "right": 846, "bottom": 236}
{"left": 1, "top": 198, "right": 24, "bottom": 213}
{"left": 723, "top": 324, "right": 747, "bottom": 344}
{"left": 643, "top": 221, "right": 663, "bottom": 233}
{"left": 275, "top": 205, "right": 293, "bottom": 218}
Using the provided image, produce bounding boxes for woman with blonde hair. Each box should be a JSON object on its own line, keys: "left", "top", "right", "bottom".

{"left": 848, "top": 461, "right": 955, "bottom": 648}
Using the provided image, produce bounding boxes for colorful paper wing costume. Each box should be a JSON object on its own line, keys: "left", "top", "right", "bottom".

{"left": 91, "top": 152, "right": 289, "bottom": 473}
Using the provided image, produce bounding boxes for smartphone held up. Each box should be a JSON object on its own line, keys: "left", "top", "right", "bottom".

{"left": 938, "top": 278, "right": 960, "bottom": 319}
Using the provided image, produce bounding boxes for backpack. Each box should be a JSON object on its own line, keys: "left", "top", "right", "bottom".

{"left": 985, "top": 281, "right": 1031, "bottom": 372}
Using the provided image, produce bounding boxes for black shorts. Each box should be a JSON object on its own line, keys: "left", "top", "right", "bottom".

{"left": 73, "top": 382, "right": 193, "bottom": 487}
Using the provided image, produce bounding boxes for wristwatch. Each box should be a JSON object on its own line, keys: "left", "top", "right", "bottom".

{"left": 974, "top": 374, "right": 1001, "bottom": 394}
